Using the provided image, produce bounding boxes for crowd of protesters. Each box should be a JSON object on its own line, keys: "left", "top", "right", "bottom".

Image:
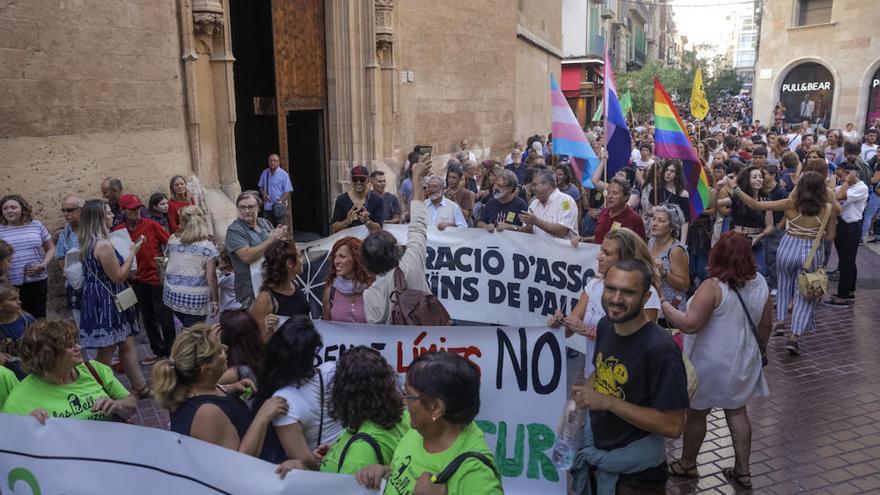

{"left": 0, "top": 107, "right": 879, "bottom": 493}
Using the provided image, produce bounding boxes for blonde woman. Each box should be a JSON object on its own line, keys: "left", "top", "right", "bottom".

{"left": 163, "top": 206, "right": 220, "bottom": 327}
{"left": 153, "top": 324, "right": 288, "bottom": 459}
{"left": 549, "top": 228, "right": 662, "bottom": 377}
{"left": 77, "top": 199, "right": 148, "bottom": 397}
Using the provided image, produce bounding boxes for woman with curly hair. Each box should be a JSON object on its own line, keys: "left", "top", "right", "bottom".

{"left": 714, "top": 165, "right": 775, "bottom": 274}
{"left": 253, "top": 316, "right": 343, "bottom": 466}
{"left": 276, "top": 346, "right": 409, "bottom": 477}
{"left": 250, "top": 239, "right": 309, "bottom": 335}
{"left": 3, "top": 320, "right": 137, "bottom": 423}
{"left": 321, "top": 237, "right": 373, "bottom": 323}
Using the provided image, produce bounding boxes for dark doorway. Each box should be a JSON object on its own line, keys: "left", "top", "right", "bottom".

{"left": 287, "top": 110, "right": 329, "bottom": 237}
{"left": 229, "top": 0, "right": 278, "bottom": 191}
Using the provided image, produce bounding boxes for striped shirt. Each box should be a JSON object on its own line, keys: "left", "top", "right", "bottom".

{"left": 0, "top": 221, "right": 51, "bottom": 285}
{"left": 162, "top": 237, "right": 220, "bottom": 315}
{"left": 528, "top": 189, "right": 578, "bottom": 239}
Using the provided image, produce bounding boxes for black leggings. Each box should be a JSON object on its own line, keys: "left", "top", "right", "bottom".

{"left": 17, "top": 279, "right": 47, "bottom": 319}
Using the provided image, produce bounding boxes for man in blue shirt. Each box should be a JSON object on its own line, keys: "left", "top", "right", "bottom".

{"left": 55, "top": 194, "right": 83, "bottom": 326}
{"left": 257, "top": 153, "right": 294, "bottom": 226}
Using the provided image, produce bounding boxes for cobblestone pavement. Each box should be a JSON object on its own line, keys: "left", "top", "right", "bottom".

{"left": 112, "top": 246, "right": 880, "bottom": 494}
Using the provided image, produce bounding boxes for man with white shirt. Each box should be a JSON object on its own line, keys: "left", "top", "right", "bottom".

{"left": 825, "top": 162, "right": 868, "bottom": 308}
{"left": 842, "top": 123, "right": 859, "bottom": 142}
{"left": 861, "top": 129, "right": 878, "bottom": 163}
{"left": 504, "top": 140, "right": 524, "bottom": 166}
{"left": 518, "top": 168, "right": 578, "bottom": 239}
{"left": 424, "top": 175, "right": 467, "bottom": 230}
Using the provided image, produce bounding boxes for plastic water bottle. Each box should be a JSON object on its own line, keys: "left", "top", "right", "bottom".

{"left": 551, "top": 398, "right": 587, "bottom": 470}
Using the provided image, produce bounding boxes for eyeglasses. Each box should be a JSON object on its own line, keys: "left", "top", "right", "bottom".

{"left": 237, "top": 204, "right": 258, "bottom": 211}
{"left": 61, "top": 207, "right": 81, "bottom": 214}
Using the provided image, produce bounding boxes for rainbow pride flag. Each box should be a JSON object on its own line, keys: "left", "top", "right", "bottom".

{"left": 653, "top": 78, "right": 710, "bottom": 219}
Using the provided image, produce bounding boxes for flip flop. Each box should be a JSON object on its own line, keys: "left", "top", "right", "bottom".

{"left": 668, "top": 459, "right": 698, "bottom": 478}
{"left": 722, "top": 466, "right": 752, "bottom": 489}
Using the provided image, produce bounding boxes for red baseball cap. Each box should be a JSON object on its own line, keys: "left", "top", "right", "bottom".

{"left": 350, "top": 165, "right": 369, "bottom": 179}
{"left": 119, "top": 194, "right": 143, "bottom": 210}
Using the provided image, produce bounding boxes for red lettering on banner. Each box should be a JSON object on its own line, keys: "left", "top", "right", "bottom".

{"left": 396, "top": 331, "right": 482, "bottom": 374}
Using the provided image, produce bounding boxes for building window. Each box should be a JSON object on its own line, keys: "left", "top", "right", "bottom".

{"left": 797, "top": 0, "right": 832, "bottom": 26}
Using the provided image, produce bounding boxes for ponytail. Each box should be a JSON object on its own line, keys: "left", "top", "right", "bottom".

{"left": 151, "top": 324, "right": 222, "bottom": 411}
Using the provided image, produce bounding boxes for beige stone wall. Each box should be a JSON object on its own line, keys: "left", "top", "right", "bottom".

{"left": 753, "top": 0, "right": 880, "bottom": 131}
{"left": 392, "top": 0, "right": 561, "bottom": 174}
{"left": 0, "top": 1, "right": 192, "bottom": 233}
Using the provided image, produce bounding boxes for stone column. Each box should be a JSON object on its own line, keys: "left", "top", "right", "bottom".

{"left": 179, "top": 0, "right": 239, "bottom": 239}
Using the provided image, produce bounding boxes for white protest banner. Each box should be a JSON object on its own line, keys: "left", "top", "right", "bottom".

{"left": 314, "top": 321, "right": 567, "bottom": 495}
{"left": 298, "top": 225, "right": 599, "bottom": 328}
{"left": 0, "top": 413, "right": 375, "bottom": 495}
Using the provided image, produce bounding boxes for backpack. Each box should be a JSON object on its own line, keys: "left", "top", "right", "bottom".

{"left": 434, "top": 452, "right": 500, "bottom": 484}
{"left": 390, "top": 268, "right": 452, "bottom": 326}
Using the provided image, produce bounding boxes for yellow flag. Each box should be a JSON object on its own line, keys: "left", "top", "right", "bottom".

{"left": 690, "top": 67, "right": 709, "bottom": 119}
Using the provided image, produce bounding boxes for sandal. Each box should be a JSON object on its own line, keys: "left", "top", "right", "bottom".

{"left": 721, "top": 467, "right": 752, "bottom": 488}
{"left": 773, "top": 322, "right": 786, "bottom": 337}
{"left": 668, "top": 459, "right": 699, "bottom": 478}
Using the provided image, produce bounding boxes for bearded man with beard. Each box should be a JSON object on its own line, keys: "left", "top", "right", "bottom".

{"left": 476, "top": 169, "right": 528, "bottom": 232}
{"left": 570, "top": 258, "right": 689, "bottom": 494}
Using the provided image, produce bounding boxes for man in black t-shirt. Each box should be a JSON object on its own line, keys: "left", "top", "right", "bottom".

{"left": 476, "top": 169, "right": 528, "bottom": 232}
{"left": 573, "top": 259, "right": 689, "bottom": 493}
{"left": 330, "top": 165, "right": 384, "bottom": 233}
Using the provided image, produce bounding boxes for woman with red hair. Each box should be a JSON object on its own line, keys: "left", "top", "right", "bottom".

{"left": 660, "top": 232, "right": 771, "bottom": 490}
{"left": 321, "top": 237, "right": 374, "bottom": 323}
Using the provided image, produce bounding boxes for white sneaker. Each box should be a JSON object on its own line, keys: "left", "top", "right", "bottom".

{"left": 770, "top": 289, "right": 777, "bottom": 297}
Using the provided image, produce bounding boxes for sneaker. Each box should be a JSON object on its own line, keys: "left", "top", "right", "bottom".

{"left": 870, "top": 237, "right": 880, "bottom": 244}
{"left": 770, "top": 289, "right": 777, "bottom": 297}
{"left": 823, "top": 297, "right": 852, "bottom": 308}
{"left": 785, "top": 339, "right": 801, "bottom": 356}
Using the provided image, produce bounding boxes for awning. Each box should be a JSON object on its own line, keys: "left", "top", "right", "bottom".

{"left": 561, "top": 65, "right": 582, "bottom": 97}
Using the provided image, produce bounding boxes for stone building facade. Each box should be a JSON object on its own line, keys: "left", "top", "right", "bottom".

{"left": 1, "top": 0, "right": 562, "bottom": 243}
{"left": 752, "top": 0, "right": 880, "bottom": 131}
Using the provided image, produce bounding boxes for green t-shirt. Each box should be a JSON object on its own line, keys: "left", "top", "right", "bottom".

{"left": 321, "top": 411, "right": 411, "bottom": 475}
{"left": 384, "top": 421, "right": 502, "bottom": 495}
{"left": 2, "top": 361, "right": 129, "bottom": 421}
{"left": 0, "top": 365, "right": 20, "bottom": 410}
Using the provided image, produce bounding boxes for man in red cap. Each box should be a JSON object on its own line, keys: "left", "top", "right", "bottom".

{"left": 330, "top": 164, "right": 384, "bottom": 233}
{"left": 114, "top": 193, "right": 174, "bottom": 363}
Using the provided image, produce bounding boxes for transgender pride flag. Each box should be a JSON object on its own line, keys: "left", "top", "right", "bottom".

{"left": 550, "top": 74, "right": 600, "bottom": 187}
{"left": 603, "top": 46, "right": 632, "bottom": 179}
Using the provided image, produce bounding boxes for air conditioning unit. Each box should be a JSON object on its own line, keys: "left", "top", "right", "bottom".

{"left": 601, "top": 9, "right": 614, "bottom": 19}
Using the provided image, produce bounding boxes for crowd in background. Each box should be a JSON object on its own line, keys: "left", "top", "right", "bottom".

{"left": 1, "top": 103, "right": 879, "bottom": 493}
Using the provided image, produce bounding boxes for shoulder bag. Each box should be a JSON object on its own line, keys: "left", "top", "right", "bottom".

{"left": 731, "top": 287, "right": 768, "bottom": 367}
{"left": 797, "top": 203, "right": 831, "bottom": 299}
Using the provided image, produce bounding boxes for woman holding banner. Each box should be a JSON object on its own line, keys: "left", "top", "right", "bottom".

{"left": 550, "top": 228, "right": 661, "bottom": 376}
{"left": 356, "top": 352, "right": 502, "bottom": 494}
{"left": 321, "top": 237, "right": 373, "bottom": 324}
{"left": 3, "top": 320, "right": 138, "bottom": 423}
{"left": 153, "top": 324, "right": 289, "bottom": 459}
